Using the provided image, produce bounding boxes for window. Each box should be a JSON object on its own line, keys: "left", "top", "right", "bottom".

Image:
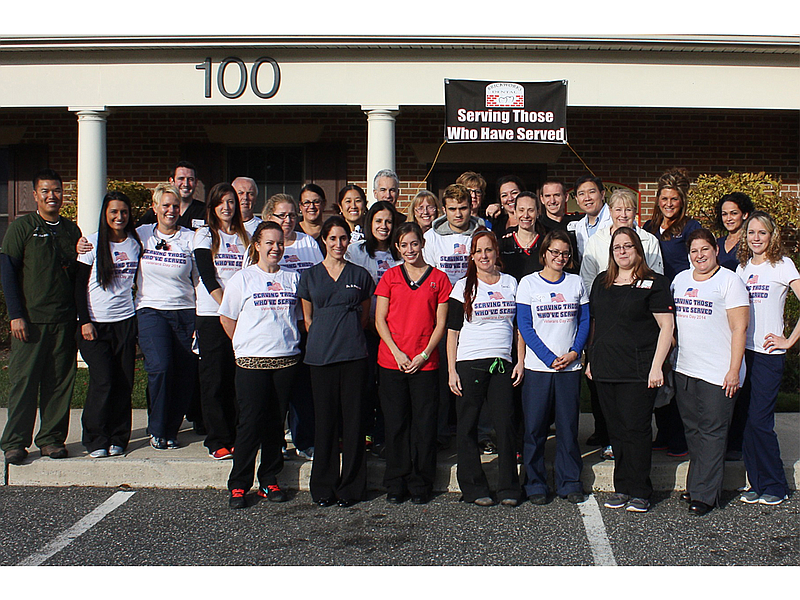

{"left": 226, "top": 146, "right": 304, "bottom": 215}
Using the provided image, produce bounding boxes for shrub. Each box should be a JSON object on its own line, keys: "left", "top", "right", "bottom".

{"left": 61, "top": 179, "right": 153, "bottom": 223}
{"left": 688, "top": 171, "right": 799, "bottom": 234}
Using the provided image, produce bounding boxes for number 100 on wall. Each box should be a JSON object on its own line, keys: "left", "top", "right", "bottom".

{"left": 195, "top": 57, "right": 281, "bottom": 100}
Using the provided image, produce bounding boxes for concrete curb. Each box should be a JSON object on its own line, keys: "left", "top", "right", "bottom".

{"left": 2, "top": 409, "right": 798, "bottom": 493}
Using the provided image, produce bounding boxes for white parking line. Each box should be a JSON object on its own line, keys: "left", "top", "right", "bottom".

{"left": 579, "top": 495, "right": 617, "bottom": 566}
{"left": 18, "top": 490, "right": 136, "bottom": 566}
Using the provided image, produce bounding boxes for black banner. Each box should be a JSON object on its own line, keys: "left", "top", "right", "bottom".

{"left": 444, "top": 79, "right": 567, "bottom": 143}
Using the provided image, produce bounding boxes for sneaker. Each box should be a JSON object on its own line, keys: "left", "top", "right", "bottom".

{"left": 567, "top": 492, "right": 586, "bottom": 504}
{"left": 739, "top": 490, "right": 760, "bottom": 504}
{"left": 528, "top": 494, "right": 548, "bottom": 505}
{"left": 480, "top": 441, "right": 497, "bottom": 454}
{"left": 258, "top": 484, "right": 288, "bottom": 503}
{"left": 602, "top": 445, "right": 614, "bottom": 460}
{"left": 625, "top": 497, "right": 651, "bottom": 512}
{"left": 282, "top": 447, "right": 296, "bottom": 460}
{"left": 758, "top": 494, "right": 788, "bottom": 506}
{"left": 88, "top": 448, "right": 108, "bottom": 458}
{"left": 108, "top": 445, "right": 124, "bottom": 457}
{"left": 666, "top": 449, "right": 689, "bottom": 458}
{"left": 229, "top": 488, "right": 247, "bottom": 509}
{"left": 500, "top": 497, "right": 519, "bottom": 507}
{"left": 166, "top": 439, "right": 180, "bottom": 449}
{"left": 604, "top": 493, "right": 630, "bottom": 509}
{"left": 474, "top": 496, "right": 495, "bottom": 506}
{"left": 150, "top": 436, "right": 168, "bottom": 450}
{"left": 210, "top": 447, "right": 233, "bottom": 460}
{"left": 296, "top": 447, "right": 314, "bottom": 461}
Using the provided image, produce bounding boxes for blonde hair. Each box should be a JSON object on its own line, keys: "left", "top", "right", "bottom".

{"left": 407, "top": 190, "right": 441, "bottom": 222}
{"left": 737, "top": 211, "right": 786, "bottom": 266}
{"left": 608, "top": 188, "right": 638, "bottom": 210}
{"left": 261, "top": 193, "right": 298, "bottom": 220}
{"left": 152, "top": 182, "right": 180, "bottom": 207}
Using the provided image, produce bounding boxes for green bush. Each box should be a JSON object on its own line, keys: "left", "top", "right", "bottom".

{"left": 61, "top": 179, "right": 153, "bottom": 223}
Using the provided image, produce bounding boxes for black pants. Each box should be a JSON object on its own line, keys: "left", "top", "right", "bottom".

{"left": 79, "top": 317, "right": 137, "bottom": 453}
{"left": 310, "top": 359, "right": 368, "bottom": 502}
{"left": 455, "top": 358, "right": 522, "bottom": 502}
{"left": 196, "top": 316, "right": 238, "bottom": 453}
{"left": 227, "top": 363, "right": 300, "bottom": 491}
{"left": 596, "top": 381, "right": 657, "bottom": 499}
{"left": 379, "top": 366, "right": 438, "bottom": 496}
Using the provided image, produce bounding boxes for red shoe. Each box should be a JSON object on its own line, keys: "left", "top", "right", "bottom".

{"left": 211, "top": 448, "right": 233, "bottom": 460}
{"left": 258, "top": 483, "right": 288, "bottom": 502}
{"left": 229, "top": 488, "right": 247, "bottom": 509}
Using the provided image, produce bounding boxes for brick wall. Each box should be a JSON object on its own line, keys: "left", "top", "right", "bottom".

{"left": 2, "top": 106, "right": 797, "bottom": 218}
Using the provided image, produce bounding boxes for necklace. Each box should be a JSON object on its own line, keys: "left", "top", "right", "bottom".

{"left": 154, "top": 226, "right": 179, "bottom": 251}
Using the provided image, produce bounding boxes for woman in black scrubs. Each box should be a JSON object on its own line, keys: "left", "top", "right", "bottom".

{"left": 298, "top": 216, "right": 375, "bottom": 507}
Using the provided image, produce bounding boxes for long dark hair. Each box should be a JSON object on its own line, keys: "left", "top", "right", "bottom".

{"left": 206, "top": 182, "right": 250, "bottom": 257}
{"left": 601, "top": 227, "right": 653, "bottom": 289}
{"left": 463, "top": 230, "right": 504, "bottom": 322}
{"left": 96, "top": 191, "right": 142, "bottom": 290}
{"left": 364, "top": 200, "right": 400, "bottom": 260}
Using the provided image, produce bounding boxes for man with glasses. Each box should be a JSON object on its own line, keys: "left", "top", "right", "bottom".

{"left": 1, "top": 169, "right": 82, "bottom": 464}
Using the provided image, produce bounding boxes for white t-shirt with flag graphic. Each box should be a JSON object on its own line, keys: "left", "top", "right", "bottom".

{"left": 450, "top": 273, "right": 517, "bottom": 362}
{"left": 78, "top": 232, "right": 141, "bottom": 322}
{"left": 135, "top": 225, "right": 197, "bottom": 310}
{"left": 737, "top": 257, "right": 800, "bottom": 355}
{"left": 279, "top": 231, "right": 324, "bottom": 274}
{"left": 671, "top": 267, "right": 749, "bottom": 386}
{"left": 218, "top": 265, "right": 301, "bottom": 359}
{"left": 193, "top": 227, "right": 248, "bottom": 317}
{"left": 423, "top": 230, "right": 473, "bottom": 285}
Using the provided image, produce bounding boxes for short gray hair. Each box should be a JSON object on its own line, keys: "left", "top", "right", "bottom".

{"left": 232, "top": 176, "right": 259, "bottom": 194}
{"left": 373, "top": 169, "right": 399, "bottom": 190}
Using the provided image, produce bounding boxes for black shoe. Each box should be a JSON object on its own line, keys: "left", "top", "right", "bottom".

{"left": 480, "top": 440, "right": 497, "bottom": 454}
{"left": 386, "top": 493, "right": 405, "bottom": 504}
{"left": 528, "top": 494, "right": 548, "bottom": 505}
{"left": 316, "top": 497, "right": 336, "bottom": 507}
{"left": 411, "top": 493, "right": 430, "bottom": 505}
{"left": 193, "top": 421, "right": 207, "bottom": 436}
{"left": 680, "top": 492, "right": 691, "bottom": 503}
{"left": 586, "top": 433, "right": 606, "bottom": 446}
{"left": 258, "top": 484, "right": 288, "bottom": 503}
{"left": 40, "top": 444, "right": 68, "bottom": 459}
{"left": 688, "top": 500, "right": 712, "bottom": 516}
{"left": 566, "top": 492, "right": 586, "bottom": 504}
{"left": 4, "top": 448, "right": 27, "bottom": 465}
{"left": 229, "top": 489, "right": 247, "bottom": 509}
{"left": 338, "top": 498, "right": 359, "bottom": 508}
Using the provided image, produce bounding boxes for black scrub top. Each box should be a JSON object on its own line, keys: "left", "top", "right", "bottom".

{"left": 297, "top": 261, "right": 375, "bottom": 366}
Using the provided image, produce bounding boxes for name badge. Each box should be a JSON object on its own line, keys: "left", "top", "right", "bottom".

{"left": 635, "top": 279, "right": 653, "bottom": 289}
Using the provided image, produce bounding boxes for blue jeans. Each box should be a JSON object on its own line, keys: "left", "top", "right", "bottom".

{"left": 137, "top": 308, "right": 197, "bottom": 440}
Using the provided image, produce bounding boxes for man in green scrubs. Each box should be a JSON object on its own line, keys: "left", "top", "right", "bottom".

{"left": 1, "top": 169, "right": 82, "bottom": 464}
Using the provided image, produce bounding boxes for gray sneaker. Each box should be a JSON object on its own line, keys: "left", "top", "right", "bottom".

{"left": 88, "top": 448, "right": 108, "bottom": 458}
{"left": 625, "top": 497, "right": 650, "bottom": 512}
{"left": 109, "top": 445, "right": 124, "bottom": 456}
{"left": 758, "top": 494, "right": 787, "bottom": 505}
{"left": 739, "top": 490, "right": 760, "bottom": 504}
{"left": 603, "top": 493, "right": 630, "bottom": 509}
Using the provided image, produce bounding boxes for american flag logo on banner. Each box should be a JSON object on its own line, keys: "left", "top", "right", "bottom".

{"left": 114, "top": 251, "right": 130, "bottom": 261}
{"left": 267, "top": 281, "right": 283, "bottom": 291}
{"left": 488, "top": 291, "right": 505, "bottom": 300}
{"left": 685, "top": 288, "right": 699, "bottom": 297}
{"left": 549, "top": 292, "right": 566, "bottom": 302}
{"left": 226, "top": 243, "right": 240, "bottom": 253}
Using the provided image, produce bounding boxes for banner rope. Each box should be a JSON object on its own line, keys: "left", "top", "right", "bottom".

{"left": 418, "top": 139, "right": 448, "bottom": 191}
{"left": 566, "top": 142, "right": 596, "bottom": 177}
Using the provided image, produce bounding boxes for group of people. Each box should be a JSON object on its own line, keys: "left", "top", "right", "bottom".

{"left": 1, "top": 164, "right": 796, "bottom": 516}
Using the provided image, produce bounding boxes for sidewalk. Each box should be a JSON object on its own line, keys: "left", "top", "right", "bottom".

{"left": 2, "top": 408, "right": 798, "bottom": 492}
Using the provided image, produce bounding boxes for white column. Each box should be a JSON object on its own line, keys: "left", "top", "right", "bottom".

{"left": 363, "top": 106, "right": 398, "bottom": 203}
{"left": 71, "top": 107, "right": 108, "bottom": 235}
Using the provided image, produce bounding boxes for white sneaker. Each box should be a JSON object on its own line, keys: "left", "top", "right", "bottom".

{"left": 297, "top": 447, "right": 314, "bottom": 460}
{"left": 109, "top": 445, "right": 124, "bottom": 457}
{"left": 89, "top": 448, "right": 108, "bottom": 458}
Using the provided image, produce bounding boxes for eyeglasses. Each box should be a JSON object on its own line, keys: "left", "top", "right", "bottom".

{"left": 467, "top": 188, "right": 483, "bottom": 196}
{"left": 547, "top": 248, "right": 571, "bottom": 259}
{"left": 415, "top": 205, "right": 437, "bottom": 214}
{"left": 272, "top": 212, "right": 297, "bottom": 221}
{"left": 301, "top": 200, "right": 321, "bottom": 207}
{"left": 612, "top": 243, "right": 636, "bottom": 253}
